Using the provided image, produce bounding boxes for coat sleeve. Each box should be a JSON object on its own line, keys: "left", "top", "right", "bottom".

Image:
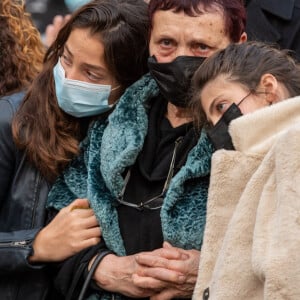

{"left": 47, "top": 139, "right": 90, "bottom": 210}
{"left": 252, "top": 127, "right": 300, "bottom": 299}
{"left": 47, "top": 119, "right": 107, "bottom": 210}
{"left": 0, "top": 99, "right": 16, "bottom": 204}
{"left": 0, "top": 96, "right": 46, "bottom": 275}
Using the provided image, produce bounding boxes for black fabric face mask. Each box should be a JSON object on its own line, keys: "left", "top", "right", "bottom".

{"left": 207, "top": 103, "right": 243, "bottom": 150}
{"left": 148, "top": 55, "right": 206, "bottom": 108}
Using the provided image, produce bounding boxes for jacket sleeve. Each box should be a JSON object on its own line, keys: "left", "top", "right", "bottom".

{"left": 0, "top": 229, "right": 45, "bottom": 275}
{"left": 0, "top": 99, "right": 17, "bottom": 204}
{"left": 53, "top": 243, "right": 110, "bottom": 299}
{"left": 47, "top": 119, "right": 107, "bottom": 210}
{"left": 252, "top": 127, "right": 300, "bottom": 299}
{"left": 0, "top": 96, "right": 46, "bottom": 275}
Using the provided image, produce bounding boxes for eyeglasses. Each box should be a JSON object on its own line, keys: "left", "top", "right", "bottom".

{"left": 115, "top": 137, "right": 183, "bottom": 211}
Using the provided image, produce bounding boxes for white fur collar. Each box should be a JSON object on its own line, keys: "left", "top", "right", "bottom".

{"left": 230, "top": 96, "right": 300, "bottom": 154}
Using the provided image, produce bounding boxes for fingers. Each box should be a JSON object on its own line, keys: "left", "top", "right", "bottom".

{"left": 136, "top": 253, "right": 185, "bottom": 271}
{"left": 132, "top": 273, "right": 166, "bottom": 290}
{"left": 146, "top": 247, "right": 185, "bottom": 260}
{"left": 150, "top": 288, "right": 179, "bottom": 300}
{"left": 44, "top": 14, "right": 71, "bottom": 47}
{"left": 69, "top": 198, "right": 90, "bottom": 210}
{"left": 135, "top": 263, "right": 185, "bottom": 284}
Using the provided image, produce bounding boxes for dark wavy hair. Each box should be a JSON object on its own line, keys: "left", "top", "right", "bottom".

{"left": 13, "top": 0, "right": 149, "bottom": 182}
{"left": 0, "top": 0, "right": 45, "bottom": 96}
{"left": 148, "top": 0, "right": 246, "bottom": 42}
{"left": 191, "top": 41, "right": 300, "bottom": 129}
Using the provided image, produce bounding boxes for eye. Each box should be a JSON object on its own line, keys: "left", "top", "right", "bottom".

{"left": 159, "top": 38, "right": 174, "bottom": 49}
{"left": 85, "top": 70, "right": 104, "bottom": 83}
{"left": 192, "top": 43, "right": 213, "bottom": 57}
{"left": 61, "top": 53, "right": 72, "bottom": 66}
{"left": 215, "top": 101, "right": 230, "bottom": 113}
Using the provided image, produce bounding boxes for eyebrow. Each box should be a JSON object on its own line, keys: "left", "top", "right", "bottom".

{"left": 64, "top": 44, "right": 107, "bottom": 73}
{"left": 64, "top": 44, "right": 73, "bottom": 58}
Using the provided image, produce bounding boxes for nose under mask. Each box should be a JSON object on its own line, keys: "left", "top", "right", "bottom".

{"left": 207, "top": 103, "right": 243, "bottom": 150}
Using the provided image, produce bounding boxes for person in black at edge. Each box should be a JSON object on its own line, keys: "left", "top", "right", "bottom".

{"left": 245, "top": 0, "right": 300, "bottom": 60}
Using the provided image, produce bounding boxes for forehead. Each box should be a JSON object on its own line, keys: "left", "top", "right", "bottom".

{"left": 66, "top": 28, "right": 106, "bottom": 66}
{"left": 151, "top": 7, "right": 228, "bottom": 43}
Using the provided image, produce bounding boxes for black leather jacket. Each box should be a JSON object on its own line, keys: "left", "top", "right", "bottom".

{"left": 0, "top": 92, "right": 55, "bottom": 300}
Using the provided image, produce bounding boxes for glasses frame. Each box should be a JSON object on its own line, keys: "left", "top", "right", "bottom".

{"left": 115, "top": 137, "right": 183, "bottom": 211}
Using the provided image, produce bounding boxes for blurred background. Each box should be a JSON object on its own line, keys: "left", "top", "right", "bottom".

{"left": 25, "top": 0, "right": 69, "bottom": 34}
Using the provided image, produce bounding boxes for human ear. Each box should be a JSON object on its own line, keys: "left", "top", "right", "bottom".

{"left": 237, "top": 32, "right": 247, "bottom": 44}
{"left": 259, "top": 73, "right": 279, "bottom": 104}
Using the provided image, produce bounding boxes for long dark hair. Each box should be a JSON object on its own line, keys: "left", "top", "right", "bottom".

{"left": 13, "top": 0, "right": 149, "bottom": 182}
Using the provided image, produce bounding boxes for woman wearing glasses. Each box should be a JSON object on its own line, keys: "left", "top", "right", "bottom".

{"left": 191, "top": 41, "right": 300, "bottom": 299}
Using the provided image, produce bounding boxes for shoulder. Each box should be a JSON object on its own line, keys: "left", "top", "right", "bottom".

{"left": 117, "top": 73, "right": 159, "bottom": 108}
{"left": 0, "top": 92, "right": 25, "bottom": 125}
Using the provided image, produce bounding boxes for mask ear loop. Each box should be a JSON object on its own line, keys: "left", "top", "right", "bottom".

{"left": 237, "top": 90, "right": 253, "bottom": 107}
{"left": 111, "top": 85, "right": 121, "bottom": 91}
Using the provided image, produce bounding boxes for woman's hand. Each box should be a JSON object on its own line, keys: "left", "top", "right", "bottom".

{"left": 92, "top": 253, "right": 160, "bottom": 298}
{"left": 44, "top": 14, "right": 71, "bottom": 47}
{"left": 133, "top": 242, "right": 200, "bottom": 299}
{"left": 30, "top": 198, "right": 101, "bottom": 262}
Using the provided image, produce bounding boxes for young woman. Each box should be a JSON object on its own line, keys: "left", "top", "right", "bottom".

{"left": 0, "top": 1, "right": 149, "bottom": 299}
{"left": 191, "top": 41, "right": 300, "bottom": 299}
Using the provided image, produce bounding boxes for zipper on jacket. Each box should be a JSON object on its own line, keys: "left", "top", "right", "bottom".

{"left": 0, "top": 240, "right": 31, "bottom": 248}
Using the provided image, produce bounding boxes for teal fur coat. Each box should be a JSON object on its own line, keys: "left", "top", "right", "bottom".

{"left": 48, "top": 73, "right": 213, "bottom": 257}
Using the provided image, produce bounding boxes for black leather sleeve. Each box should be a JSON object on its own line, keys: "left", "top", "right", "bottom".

{"left": 54, "top": 243, "right": 108, "bottom": 299}
{"left": 0, "top": 98, "right": 17, "bottom": 205}
{"left": 0, "top": 94, "right": 46, "bottom": 275}
{"left": 0, "top": 229, "right": 44, "bottom": 276}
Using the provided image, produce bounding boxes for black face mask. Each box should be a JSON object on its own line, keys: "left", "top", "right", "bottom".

{"left": 207, "top": 103, "right": 243, "bottom": 150}
{"left": 148, "top": 55, "right": 206, "bottom": 108}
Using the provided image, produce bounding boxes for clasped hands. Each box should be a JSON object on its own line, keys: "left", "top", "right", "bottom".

{"left": 93, "top": 242, "right": 200, "bottom": 300}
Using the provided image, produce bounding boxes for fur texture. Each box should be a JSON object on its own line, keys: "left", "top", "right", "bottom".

{"left": 193, "top": 96, "right": 300, "bottom": 300}
{"left": 48, "top": 73, "right": 213, "bottom": 257}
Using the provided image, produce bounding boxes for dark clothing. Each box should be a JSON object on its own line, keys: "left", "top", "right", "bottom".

{"left": 25, "top": 0, "right": 69, "bottom": 34}
{"left": 119, "top": 96, "right": 197, "bottom": 255}
{"left": 48, "top": 73, "right": 212, "bottom": 300}
{"left": 0, "top": 92, "right": 55, "bottom": 300}
{"left": 246, "top": 0, "right": 300, "bottom": 60}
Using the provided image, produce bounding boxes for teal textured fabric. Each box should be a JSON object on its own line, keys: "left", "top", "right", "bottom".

{"left": 48, "top": 73, "right": 213, "bottom": 297}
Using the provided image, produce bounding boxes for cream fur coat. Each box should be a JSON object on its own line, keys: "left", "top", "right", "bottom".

{"left": 193, "top": 96, "right": 300, "bottom": 300}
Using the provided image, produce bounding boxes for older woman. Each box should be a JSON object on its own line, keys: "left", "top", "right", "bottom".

{"left": 191, "top": 41, "right": 300, "bottom": 299}
{"left": 48, "top": 0, "right": 247, "bottom": 298}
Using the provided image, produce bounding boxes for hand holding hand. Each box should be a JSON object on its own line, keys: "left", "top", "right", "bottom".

{"left": 92, "top": 253, "right": 159, "bottom": 298}
{"left": 133, "top": 242, "right": 200, "bottom": 299}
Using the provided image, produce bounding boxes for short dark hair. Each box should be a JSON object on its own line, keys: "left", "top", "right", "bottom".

{"left": 148, "top": 0, "right": 246, "bottom": 42}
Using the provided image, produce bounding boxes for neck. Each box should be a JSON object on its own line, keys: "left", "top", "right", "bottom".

{"left": 166, "top": 102, "right": 193, "bottom": 128}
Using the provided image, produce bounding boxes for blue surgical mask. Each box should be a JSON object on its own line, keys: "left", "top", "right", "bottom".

{"left": 53, "top": 58, "right": 116, "bottom": 118}
{"left": 64, "top": 0, "right": 90, "bottom": 12}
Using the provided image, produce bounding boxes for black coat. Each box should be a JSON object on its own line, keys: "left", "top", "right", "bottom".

{"left": 246, "top": 0, "right": 300, "bottom": 60}
{"left": 0, "top": 92, "right": 56, "bottom": 300}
